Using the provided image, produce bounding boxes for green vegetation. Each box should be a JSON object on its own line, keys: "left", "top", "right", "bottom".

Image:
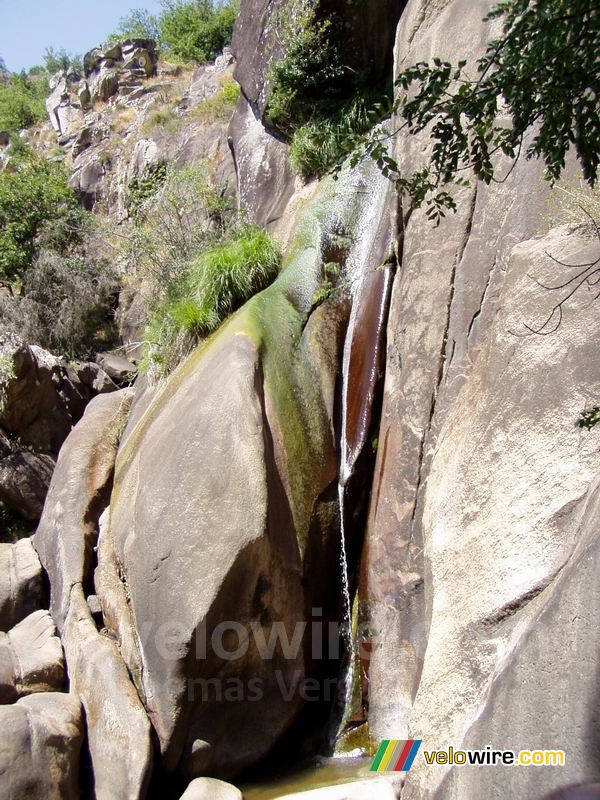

{"left": 191, "top": 78, "right": 240, "bottom": 123}
{"left": 0, "top": 72, "right": 49, "bottom": 132}
{"left": 579, "top": 406, "right": 600, "bottom": 430}
{"left": 142, "top": 107, "right": 180, "bottom": 134}
{"left": 266, "top": 1, "right": 389, "bottom": 179}
{"left": 1, "top": 247, "right": 119, "bottom": 359}
{"left": 160, "top": 0, "right": 237, "bottom": 63}
{"left": 0, "top": 148, "right": 84, "bottom": 285}
{"left": 0, "top": 147, "right": 117, "bottom": 358}
{"left": 125, "top": 165, "right": 279, "bottom": 376}
{"left": 145, "top": 224, "right": 280, "bottom": 376}
{"left": 113, "top": 1, "right": 237, "bottom": 64}
{"left": 311, "top": 261, "right": 340, "bottom": 307}
{"left": 359, "top": 0, "right": 600, "bottom": 221}
{"left": 128, "top": 163, "right": 169, "bottom": 216}
{"left": 43, "top": 47, "right": 82, "bottom": 75}
{"left": 149, "top": 225, "right": 279, "bottom": 349}
{"left": 110, "top": 9, "right": 162, "bottom": 43}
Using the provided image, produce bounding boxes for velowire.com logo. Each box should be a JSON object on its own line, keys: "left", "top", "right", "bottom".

{"left": 370, "top": 740, "right": 423, "bottom": 772}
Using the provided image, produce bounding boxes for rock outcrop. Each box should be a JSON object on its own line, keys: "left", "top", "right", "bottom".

{"left": 47, "top": 39, "right": 159, "bottom": 136}
{"left": 359, "top": 1, "right": 600, "bottom": 798}
{"left": 0, "top": 338, "right": 118, "bottom": 528}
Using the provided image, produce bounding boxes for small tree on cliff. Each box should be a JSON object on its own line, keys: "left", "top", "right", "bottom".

{"left": 360, "top": 0, "right": 600, "bottom": 222}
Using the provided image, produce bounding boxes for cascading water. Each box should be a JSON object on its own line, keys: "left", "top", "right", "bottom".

{"left": 326, "top": 152, "right": 395, "bottom": 749}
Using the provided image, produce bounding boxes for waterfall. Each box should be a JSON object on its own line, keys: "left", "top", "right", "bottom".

{"left": 338, "top": 481, "right": 352, "bottom": 643}
{"left": 328, "top": 154, "right": 395, "bottom": 751}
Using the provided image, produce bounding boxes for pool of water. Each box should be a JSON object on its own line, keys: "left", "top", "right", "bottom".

{"left": 240, "top": 756, "right": 376, "bottom": 799}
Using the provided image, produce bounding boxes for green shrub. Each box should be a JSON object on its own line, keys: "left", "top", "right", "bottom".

{"left": 145, "top": 225, "right": 280, "bottom": 375}
{"left": 266, "top": 2, "right": 389, "bottom": 179}
{"left": 128, "top": 163, "right": 168, "bottom": 217}
{"left": 0, "top": 73, "right": 49, "bottom": 132}
{"left": 0, "top": 149, "right": 85, "bottom": 285}
{"left": 191, "top": 78, "right": 240, "bottom": 123}
{"left": 267, "top": 15, "right": 351, "bottom": 136}
{"left": 159, "top": 1, "right": 237, "bottom": 64}
{"left": 0, "top": 248, "right": 119, "bottom": 359}
{"left": 289, "top": 93, "right": 386, "bottom": 179}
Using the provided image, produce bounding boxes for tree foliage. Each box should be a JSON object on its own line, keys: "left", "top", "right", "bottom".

{"left": 43, "top": 47, "right": 82, "bottom": 75}
{"left": 110, "top": 9, "right": 162, "bottom": 43}
{"left": 358, "top": 0, "right": 600, "bottom": 221}
{"left": 0, "top": 73, "right": 48, "bottom": 131}
{"left": 0, "top": 149, "right": 84, "bottom": 285}
{"left": 159, "top": 0, "right": 237, "bottom": 63}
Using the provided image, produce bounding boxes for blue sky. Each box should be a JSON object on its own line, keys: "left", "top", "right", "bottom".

{"left": 0, "top": 1, "right": 164, "bottom": 72}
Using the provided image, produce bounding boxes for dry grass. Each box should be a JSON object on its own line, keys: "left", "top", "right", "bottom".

{"left": 110, "top": 106, "right": 138, "bottom": 134}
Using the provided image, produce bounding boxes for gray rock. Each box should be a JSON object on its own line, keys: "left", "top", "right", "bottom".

{"left": 95, "top": 352, "right": 137, "bottom": 385}
{"left": 180, "top": 777, "right": 243, "bottom": 800}
{"left": 0, "top": 692, "right": 82, "bottom": 799}
{"left": 232, "top": 0, "right": 404, "bottom": 117}
{"left": 437, "top": 475, "right": 600, "bottom": 799}
{"left": 101, "top": 43, "right": 122, "bottom": 62}
{"left": 0, "top": 538, "right": 44, "bottom": 631}
{"left": 63, "top": 583, "right": 153, "bottom": 800}
{"left": 0, "top": 340, "right": 90, "bottom": 455}
{"left": 228, "top": 94, "right": 295, "bottom": 228}
{"left": 89, "top": 68, "right": 119, "bottom": 103}
{"left": 95, "top": 157, "right": 393, "bottom": 782}
{"left": 68, "top": 151, "right": 106, "bottom": 210}
{"left": 0, "top": 610, "right": 64, "bottom": 703}
{"left": 78, "top": 81, "right": 91, "bottom": 109}
{"left": 72, "top": 362, "right": 118, "bottom": 394}
{"left": 32, "top": 390, "right": 133, "bottom": 631}
{"left": 0, "top": 450, "right": 55, "bottom": 521}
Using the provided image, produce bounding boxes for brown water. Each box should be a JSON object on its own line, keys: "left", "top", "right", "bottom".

{"left": 240, "top": 756, "right": 375, "bottom": 799}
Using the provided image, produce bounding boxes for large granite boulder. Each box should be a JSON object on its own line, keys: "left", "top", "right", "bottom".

{"left": 360, "top": 0, "right": 600, "bottom": 797}
{"left": 180, "top": 777, "right": 243, "bottom": 800}
{"left": 97, "top": 157, "right": 390, "bottom": 782}
{"left": 63, "top": 583, "right": 153, "bottom": 800}
{"left": 0, "top": 692, "right": 82, "bottom": 800}
{"left": 0, "top": 339, "right": 114, "bottom": 456}
{"left": 228, "top": 94, "right": 296, "bottom": 228}
{"left": 32, "top": 389, "right": 152, "bottom": 797}
{"left": 33, "top": 389, "right": 134, "bottom": 632}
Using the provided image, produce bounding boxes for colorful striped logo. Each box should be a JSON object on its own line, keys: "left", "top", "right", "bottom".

{"left": 370, "top": 739, "right": 422, "bottom": 772}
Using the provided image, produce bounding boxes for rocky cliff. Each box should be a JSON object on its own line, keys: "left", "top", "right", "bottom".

{"left": 1, "top": 1, "right": 599, "bottom": 799}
